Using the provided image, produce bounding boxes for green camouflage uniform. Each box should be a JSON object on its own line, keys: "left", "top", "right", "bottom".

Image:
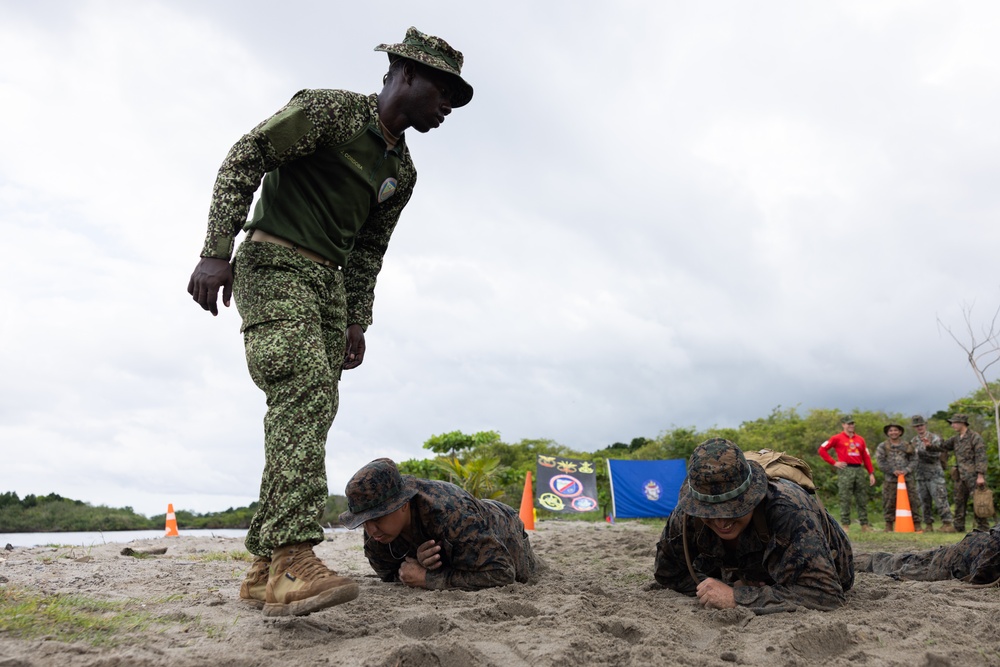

{"left": 837, "top": 466, "right": 871, "bottom": 526}
{"left": 912, "top": 431, "right": 954, "bottom": 524}
{"left": 874, "top": 439, "right": 922, "bottom": 525}
{"left": 929, "top": 429, "right": 990, "bottom": 531}
{"left": 654, "top": 479, "right": 854, "bottom": 613}
{"left": 203, "top": 89, "right": 416, "bottom": 557}
{"left": 858, "top": 524, "right": 1000, "bottom": 582}
{"left": 363, "top": 478, "right": 538, "bottom": 590}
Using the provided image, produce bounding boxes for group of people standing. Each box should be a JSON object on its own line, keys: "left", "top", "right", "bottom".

{"left": 819, "top": 414, "right": 992, "bottom": 533}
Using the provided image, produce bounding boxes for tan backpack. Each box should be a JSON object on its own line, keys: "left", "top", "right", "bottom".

{"left": 742, "top": 448, "right": 817, "bottom": 493}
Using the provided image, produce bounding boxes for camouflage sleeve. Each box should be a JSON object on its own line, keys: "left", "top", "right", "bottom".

{"left": 342, "top": 162, "right": 416, "bottom": 328}
{"left": 973, "top": 433, "right": 989, "bottom": 475}
{"left": 926, "top": 436, "right": 954, "bottom": 453}
{"left": 652, "top": 512, "right": 699, "bottom": 596}
{"left": 200, "top": 89, "right": 366, "bottom": 259}
{"left": 419, "top": 492, "right": 520, "bottom": 591}
{"left": 874, "top": 442, "right": 888, "bottom": 472}
{"left": 732, "top": 501, "right": 847, "bottom": 612}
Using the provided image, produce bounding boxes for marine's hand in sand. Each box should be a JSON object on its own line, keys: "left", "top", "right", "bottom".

{"left": 696, "top": 577, "right": 736, "bottom": 609}
{"left": 399, "top": 557, "right": 428, "bottom": 588}
{"left": 416, "top": 540, "right": 442, "bottom": 570}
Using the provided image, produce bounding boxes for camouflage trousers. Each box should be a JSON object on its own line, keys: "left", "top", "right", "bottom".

{"left": 858, "top": 525, "right": 1000, "bottom": 582}
{"left": 233, "top": 240, "right": 347, "bottom": 558}
{"left": 837, "top": 465, "right": 870, "bottom": 526}
{"left": 915, "top": 471, "right": 953, "bottom": 524}
{"left": 953, "top": 474, "right": 992, "bottom": 532}
{"left": 881, "top": 472, "right": 921, "bottom": 525}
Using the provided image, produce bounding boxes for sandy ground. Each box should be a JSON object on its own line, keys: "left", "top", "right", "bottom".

{"left": 1, "top": 521, "right": 999, "bottom": 667}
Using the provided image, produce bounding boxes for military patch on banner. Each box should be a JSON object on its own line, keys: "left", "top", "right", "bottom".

{"left": 550, "top": 474, "right": 583, "bottom": 498}
{"left": 643, "top": 480, "right": 662, "bottom": 502}
{"left": 377, "top": 177, "right": 397, "bottom": 203}
{"left": 571, "top": 496, "right": 598, "bottom": 512}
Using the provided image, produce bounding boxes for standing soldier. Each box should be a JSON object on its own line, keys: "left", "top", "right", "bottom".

{"left": 928, "top": 414, "right": 990, "bottom": 532}
{"left": 818, "top": 416, "right": 876, "bottom": 531}
{"left": 874, "top": 422, "right": 922, "bottom": 532}
{"left": 911, "top": 415, "right": 956, "bottom": 532}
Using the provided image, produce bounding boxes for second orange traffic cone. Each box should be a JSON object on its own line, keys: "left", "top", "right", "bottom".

{"left": 519, "top": 471, "right": 535, "bottom": 530}
{"left": 894, "top": 475, "right": 915, "bottom": 533}
{"left": 164, "top": 503, "right": 179, "bottom": 537}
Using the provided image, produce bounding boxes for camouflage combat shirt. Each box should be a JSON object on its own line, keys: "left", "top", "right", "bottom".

{"left": 912, "top": 431, "right": 946, "bottom": 478}
{"left": 364, "top": 479, "right": 536, "bottom": 590}
{"left": 860, "top": 524, "right": 1000, "bottom": 583}
{"left": 874, "top": 439, "right": 917, "bottom": 477}
{"left": 200, "top": 89, "right": 416, "bottom": 328}
{"left": 929, "top": 429, "right": 989, "bottom": 484}
{"left": 654, "top": 479, "right": 854, "bottom": 613}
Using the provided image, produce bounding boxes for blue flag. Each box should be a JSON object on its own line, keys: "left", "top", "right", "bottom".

{"left": 607, "top": 458, "right": 687, "bottom": 519}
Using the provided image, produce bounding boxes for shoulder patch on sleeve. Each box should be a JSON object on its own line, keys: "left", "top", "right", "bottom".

{"left": 260, "top": 106, "right": 314, "bottom": 155}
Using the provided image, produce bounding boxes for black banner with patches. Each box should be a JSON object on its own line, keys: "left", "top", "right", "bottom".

{"left": 534, "top": 455, "right": 599, "bottom": 513}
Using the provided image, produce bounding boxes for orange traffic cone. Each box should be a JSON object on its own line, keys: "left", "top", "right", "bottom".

{"left": 894, "top": 475, "right": 915, "bottom": 533}
{"left": 519, "top": 471, "right": 535, "bottom": 531}
{"left": 164, "top": 503, "right": 179, "bottom": 537}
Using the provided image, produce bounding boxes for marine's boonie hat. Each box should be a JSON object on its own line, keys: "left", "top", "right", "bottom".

{"left": 675, "top": 439, "right": 768, "bottom": 520}
{"left": 883, "top": 422, "right": 905, "bottom": 436}
{"left": 911, "top": 415, "right": 927, "bottom": 427}
{"left": 339, "top": 458, "right": 418, "bottom": 530}
{"left": 840, "top": 415, "right": 855, "bottom": 424}
{"left": 375, "top": 26, "right": 474, "bottom": 107}
{"left": 946, "top": 413, "right": 970, "bottom": 425}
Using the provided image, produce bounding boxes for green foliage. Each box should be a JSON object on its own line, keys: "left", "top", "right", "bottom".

{"left": 0, "top": 498, "right": 156, "bottom": 532}
{"left": 434, "top": 456, "right": 506, "bottom": 499}
{"left": 423, "top": 430, "right": 501, "bottom": 456}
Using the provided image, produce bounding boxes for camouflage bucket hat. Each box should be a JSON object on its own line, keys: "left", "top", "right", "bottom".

{"left": 339, "top": 458, "right": 418, "bottom": 530}
{"left": 375, "top": 26, "right": 474, "bottom": 108}
{"left": 910, "top": 415, "right": 927, "bottom": 427}
{"left": 675, "top": 439, "right": 768, "bottom": 519}
{"left": 947, "top": 413, "right": 970, "bottom": 425}
{"left": 840, "top": 415, "right": 855, "bottom": 424}
{"left": 883, "top": 422, "right": 905, "bottom": 436}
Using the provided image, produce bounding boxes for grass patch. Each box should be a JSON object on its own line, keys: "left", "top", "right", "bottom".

{"left": 187, "top": 549, "right": 254, "bottom": 563}
{"left": 844, "top": 523, "right": 967, "bottom": 552}
{"left": 0, "top": 587, "right": 171, "bottom": 646}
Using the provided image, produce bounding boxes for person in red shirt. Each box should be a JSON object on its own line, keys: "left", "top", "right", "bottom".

{"left": 819, "top": 416, "right": 876, "bottom": 531}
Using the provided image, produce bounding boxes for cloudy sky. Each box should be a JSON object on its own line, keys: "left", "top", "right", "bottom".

{"left": 1, "top": 1, "right": 998, "bottom": 518}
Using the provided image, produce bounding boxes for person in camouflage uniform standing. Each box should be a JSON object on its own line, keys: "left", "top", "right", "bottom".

{"left": 818, "top": 416, "right": 876, "bottom": 531}
{"left": 874, "top": 422, "right": 922, "bottom": 532}
{"left": 185, "top": 28, "right": 473, "bottom": 616}
{"left": 910, "top": 415, "right": 956, "bottom": 532}
{"left": 857, "top": 523, "right": 1000, "bottom": 583}
{"left": 927, "top": 414, "right": 990, "bottom": 532}
{"left": 654, "top": 439, "right": 854, "bottom": 613}
{"left": 340, "top": 459, "right": 538, "bottom": 590}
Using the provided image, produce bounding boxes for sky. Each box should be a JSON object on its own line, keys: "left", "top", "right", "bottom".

{"left": 1, "top": 1, "right": 998, "bottom": 518}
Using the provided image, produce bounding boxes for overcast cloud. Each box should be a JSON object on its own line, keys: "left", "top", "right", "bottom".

{"left": 1, "top": 1, "right": 998, "bottom": 517}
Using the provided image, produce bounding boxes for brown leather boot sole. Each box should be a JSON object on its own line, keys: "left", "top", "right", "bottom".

{"left": 262, "top": 580, "right": 360, "bottom": 617}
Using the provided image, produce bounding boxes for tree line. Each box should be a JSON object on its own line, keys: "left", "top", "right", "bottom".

{"left": 3, "top": 383, "right": 997, "bottom": 532}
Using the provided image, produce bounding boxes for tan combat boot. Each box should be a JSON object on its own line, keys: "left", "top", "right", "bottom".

{"left": 885, "top": 521, "right": 894, "bottom": 532}
{"left": 924, "top": 522, "right": 934, "bottom": 533}
{"left": 238, "top": 556, "right": 270, "bottom": 609}
{"left": 939, "top": 521, "right": 957, "bottom": 533}
{"left": 263, "top": 543, "right": 359, "bottom": 617}
{"left": 860, "top": 524, "right": 873, "bottom": 533}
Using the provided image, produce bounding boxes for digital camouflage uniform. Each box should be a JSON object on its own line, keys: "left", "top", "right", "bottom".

{"left": 858, "top": 523, "right": 1000, "bottom": 583}
{"left": 202, "top": 89, "right": 416, "bottom": 557}
{"left": 874, "top": 439, "right": 922, "bottom": 526}
{"left": 912, "top": 430, "right": 954, "bottom": 525}
{"left": 362, "top": 478, "right": 538, "bottom": 590}
{"left": 929, "top": 428, "right": 991, "bottom": 531}
{"left": 837, "top": 466, "right": 871, "bottom": 526}
{"left": 654, "top": 479, "right": 855, "bottom": 613}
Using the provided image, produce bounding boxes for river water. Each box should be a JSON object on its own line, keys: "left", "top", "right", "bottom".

{"left": 0, "top": 527, "right": 346, "bottom": 548}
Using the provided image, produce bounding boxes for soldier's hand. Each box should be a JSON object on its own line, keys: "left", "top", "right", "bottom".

{"left": 977, "top": 474, "right": 986, "bottom": 487}
{"left": 695, "top": 578, "right": 736, "bottom": 609}
{"left": 869, "top": 473, "right": 876, "bottom": 486}
{"left": 187, "top": 258, "right": 233, "bottom": 316}
{"left": 416, "top": 540, "right": 442, "bottom": 570}
{"left": 834, "top": 461, "right": 847, "bottom": 469}
{"left": 343, "top": 324, "right": 366, "bottom": 370}
{"left": 399, "top": 557, "right": 428, "bottom": 588}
